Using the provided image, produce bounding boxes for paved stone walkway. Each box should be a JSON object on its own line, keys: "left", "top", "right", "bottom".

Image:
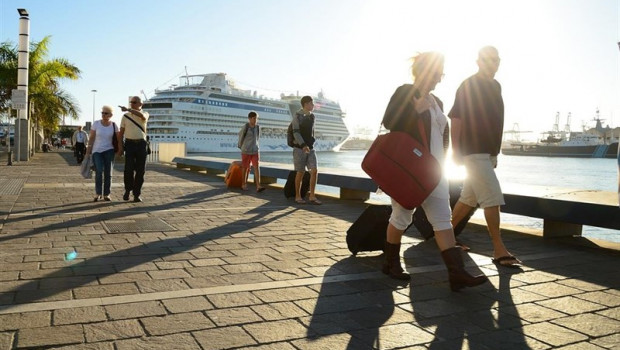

{"left": 0, "top": 151, "right": 618, "bottom": 349}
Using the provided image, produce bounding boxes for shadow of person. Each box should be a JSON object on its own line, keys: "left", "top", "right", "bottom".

{"left": 405, "top": 242, "right": 532, "bottom": 349}
{"left": 0, "top": 200, "right": 299, "bottom": 308}
{"left": 303, "top": 254, "right": 418, "bottom": 349}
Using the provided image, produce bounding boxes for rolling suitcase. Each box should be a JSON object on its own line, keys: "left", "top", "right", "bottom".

{"left": 346, "top": 205, "right": 417, "bottom": 255}
{"left": 412, "top": 180, "right": 477, "bottom": 240}
{"left": 283, "top": 171, "right": 310, "bottom": 198}
{"left": 346, "top": 205, "right": 391, "bottom": 255}
{"left": 225, "top": 161, "right": 244, "bottom": 188}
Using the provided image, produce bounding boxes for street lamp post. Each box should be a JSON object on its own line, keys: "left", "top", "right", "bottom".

{"left": 91, "top": 89, "right": 97, "bottom": 126}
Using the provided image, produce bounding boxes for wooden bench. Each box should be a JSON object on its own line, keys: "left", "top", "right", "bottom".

{"left": 172, "top": 156, "right": 378, "bottom": 200}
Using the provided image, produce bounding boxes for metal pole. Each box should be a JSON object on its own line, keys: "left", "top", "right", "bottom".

{"left": 7, "top": 111, "right": 12, "bottom": 165}
{"left": 16, "top": 9, "right": 29, "bottom": 162}
{"left": 91, "top": 89, "right": 97, "bottom": 125}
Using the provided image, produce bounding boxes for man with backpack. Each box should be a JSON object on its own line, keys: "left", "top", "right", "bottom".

{"left": 238, "top": 111, "right": 265, "bottom": 192}
{"left": 290, "top": 96, "right": 321, "bottom": 205}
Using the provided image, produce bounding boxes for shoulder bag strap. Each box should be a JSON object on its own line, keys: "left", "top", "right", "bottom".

{"left": 123, "top": 114, "right": 146, "bottom": 134}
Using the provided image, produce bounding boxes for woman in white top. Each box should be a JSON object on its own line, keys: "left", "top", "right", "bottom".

{"left": 86, "top": 105, "right": 123, "bottom": 201}
{"left": 380, "top": 52, "right": 487, "bottom": 291}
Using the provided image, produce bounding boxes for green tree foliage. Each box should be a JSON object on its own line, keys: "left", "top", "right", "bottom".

{"left": 57, "top": 127, "right": 74, "bottom": 139}
{"left": 0, "top": 36, "right": 81, "bottom": 135}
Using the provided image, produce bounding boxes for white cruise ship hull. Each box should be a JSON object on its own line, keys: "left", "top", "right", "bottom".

{"left": 145, "top": 73, "right": 349, "bottom": 153}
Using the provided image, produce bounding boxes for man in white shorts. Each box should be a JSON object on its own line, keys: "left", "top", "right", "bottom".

{"left": 449, "top": 46, "right": 521, "bottom": 267}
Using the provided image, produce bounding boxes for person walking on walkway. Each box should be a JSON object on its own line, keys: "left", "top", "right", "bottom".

{"left": 291, "top": 96, "right": 321, "bottom": 205}
{"left": 449, "top": 46, "right": 521, "bottom": 267}
{"left": 72, "top": 125, "right": 88, "bottom": 165}
{"left": 86, "top": 105, "right": 122, "bottom": 202}
{"left": 119, "top": 96, "right": 149, "bottom": 202}
{"left": 238, "top": 111, "right": 265, "bottom": 192}
{"left": 380, "top": 51, "right": 487, "bottom": 291}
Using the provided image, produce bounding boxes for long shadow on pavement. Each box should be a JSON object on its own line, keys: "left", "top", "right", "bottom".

{"left": 0, "top": 200, "right": 301, "bottom": 308}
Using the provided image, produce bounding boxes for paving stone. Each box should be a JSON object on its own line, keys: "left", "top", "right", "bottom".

{"left": 193, "top": 326, "right": 257, "bottom": 349}
{"left": 0, "top": 332, "right": 13, "bottom": 350}
{"left": 557, "top": 279, "right": 608, "bottom": 292}
{"left": 54, "top": 306, "right": 107, "bottom": 325}
{"left": 575, "top": 291, "right": 620, "bottom": 307}
{"left": 16, "top": 324, "right": 84, "bottom": 348}
{"left": 253, "top": 286, "right": 319, "bottom": 303}
{"left": 467, "top": 329, "right": 550, "bottom": 350}
{"left": 115, "top": 333, "right": 202, "bottom": 350}
{"left": 0, "top": 311, "right": 51, "bottom": 331}
{"left": 251, "top": 301, "right": 309, "bottom": 321}
{"left": 590, "top": 332, "right": 620, "bottom": 349}
{"left": 207, "top": 291, "right": 263, "bottom": 308}
{"left": 292, "top": 332, "right": 373, "bottom": 350}
{"left": 555, "top": 342, "right": 607, "bottom": 350}
{"left": 536, "top": 296, "right": 606, "bottom": 314}
{"left": 222, "top": 263, "right": 270, "bottom": 274}
{"left": 206, "top": 306, "right": 263, "bottom": 326}
{"left": 519, "top": 282, "right": 584, "bottom": 298}
{"left": 13, "top": 288, "right": 73, "bottom": 304}
{"left": 244, "top": 319, "right": 310, "bottom": 343}
{"left": 38, "top": 276, "right": 99, "bottom": 290}
{"left": 147, "top": 269, "right": 192, "bottom": 279}
{"left": 351, "top": 323, "right": 435, "bottom": 349}
{"left": 49, "top": 342, "right": 116, "bottom": 350}
{"left": 136, "top": 278, "right": 190, "bottom": 293}
{"left": 162, "top": 296, "right": 214, "bottom": 313}
{"left": 141, "top": 312, "right": 215, "bottom": 335}
{"left": 73, "top": 283, "right": 140, "bottom": 299}
{"left": 105, "top": 301, "right": 167, "bottom": 320}
{"left": 263, "top": 268, "right": 313, "bottom": 280}
{"left": 0, "top": 271, "right": 18, "bottom": 281}
{"left": 84, "top": 319, "right": 144, "bottom": 342}
{"left": 237, "top": 342, "right": 297, "bottom": 350}
{"left": 502, "top": 302, "right": 567, "bottom": 323}
{"left": 223, "top": 272, "right": 273, "bottom": 284}
{"left": 518, "top": 322, "right": 588, "bottom": 347}
{"left": 552, "top": 313, "right": 620, "bottom": 337}
{"left": 596, "top": 306, "right": 620, "bottom": 320}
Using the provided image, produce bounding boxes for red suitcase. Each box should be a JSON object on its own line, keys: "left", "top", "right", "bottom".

{"left": 362, "top": 123, "right": 441, "bottom": 210}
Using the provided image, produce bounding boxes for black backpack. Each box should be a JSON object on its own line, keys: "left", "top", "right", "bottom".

{"left": 286, "top": 123, "right": 295, "bottom": 147}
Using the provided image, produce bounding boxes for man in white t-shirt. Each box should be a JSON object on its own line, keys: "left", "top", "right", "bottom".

{"left": 72, "top": 126, "right": 89, "bottom": 164}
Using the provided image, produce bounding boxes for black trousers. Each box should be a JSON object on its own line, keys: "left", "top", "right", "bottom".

{"left": 75, "top": 142, "right": 86, "bottom": 163}
{"left": 124, "top": 139, "right": 147, "bottom": 197}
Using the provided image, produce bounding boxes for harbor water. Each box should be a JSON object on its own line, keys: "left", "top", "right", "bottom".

{"left": 199, "top": 150, "right": 620, "bottom": 243}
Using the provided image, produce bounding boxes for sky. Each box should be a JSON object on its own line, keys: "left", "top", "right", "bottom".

{"left": 1, "top": 0, "right": 619, "bottom": 140}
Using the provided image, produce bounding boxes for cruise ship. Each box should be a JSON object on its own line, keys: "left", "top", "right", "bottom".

{"left": 144, "top": 73, "right": 350, "bottom": 152}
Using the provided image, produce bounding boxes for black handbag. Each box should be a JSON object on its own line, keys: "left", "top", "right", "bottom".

{"left": 111, "top": 122, "right": 119, "bottom": 152}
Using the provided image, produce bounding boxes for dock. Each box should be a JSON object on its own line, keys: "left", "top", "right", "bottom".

{"left": 0, "top": 150, "right": 618, "bottom": 349}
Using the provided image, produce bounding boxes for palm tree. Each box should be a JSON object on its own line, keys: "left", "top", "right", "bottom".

{"left": 0, "top": 36, "right": 81, "bottom": 147}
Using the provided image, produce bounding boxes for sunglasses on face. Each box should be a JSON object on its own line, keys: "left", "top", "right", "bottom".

{"left": 101, "top": 112, "right": 111, "bottom": 115}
